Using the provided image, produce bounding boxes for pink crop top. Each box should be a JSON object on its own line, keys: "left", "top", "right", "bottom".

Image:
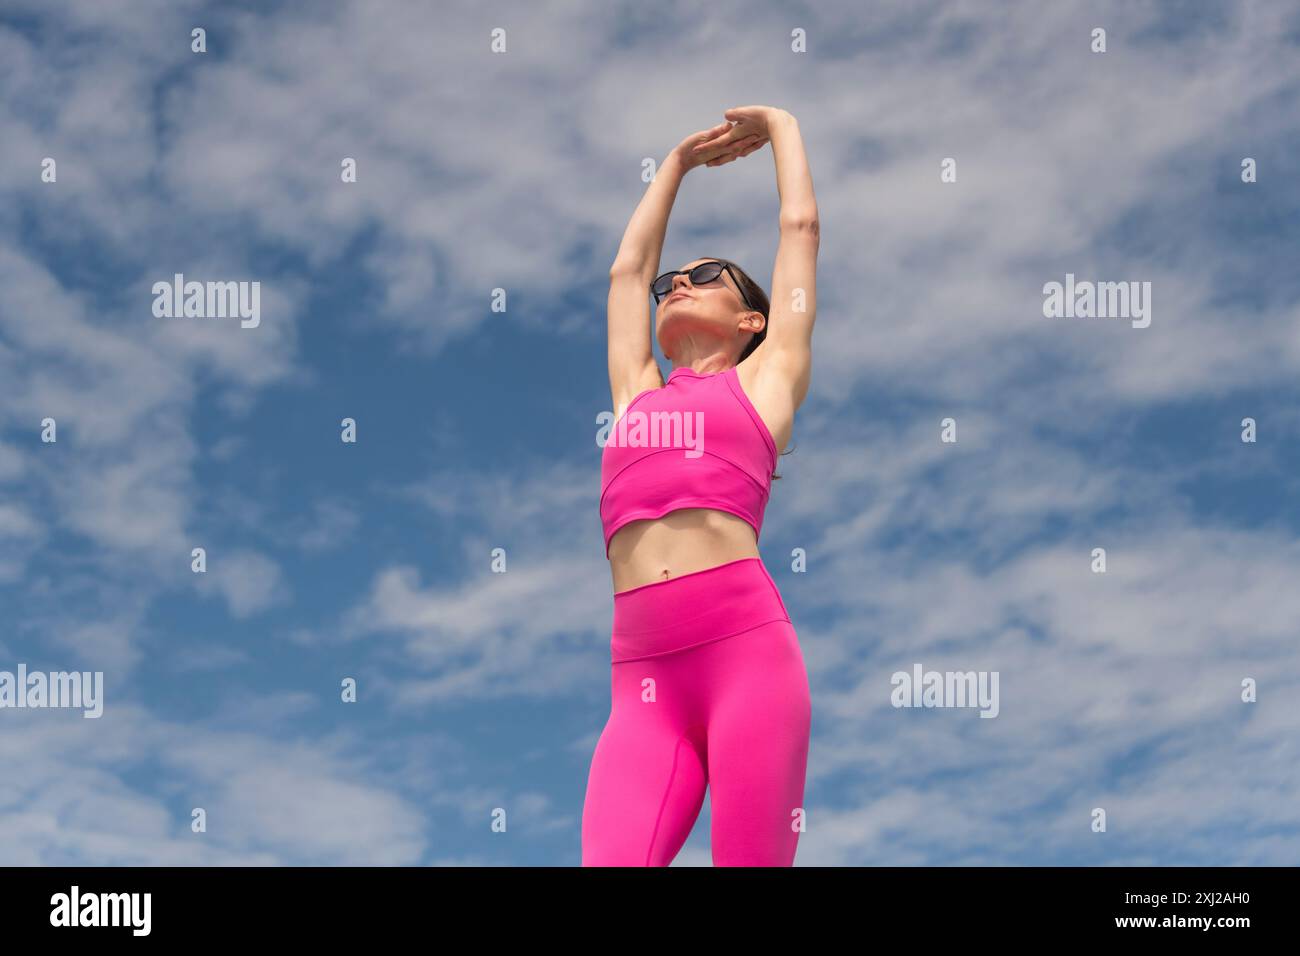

{"left": 599, "top": 364, "right": 779, "bottom": 557}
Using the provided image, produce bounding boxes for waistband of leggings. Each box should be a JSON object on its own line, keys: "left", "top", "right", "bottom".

{"left": 610, "top": 556, "right": 790, "bottom": 663}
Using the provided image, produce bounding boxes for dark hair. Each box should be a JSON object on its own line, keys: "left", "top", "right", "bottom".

{"left": 703, "top": 256, "right": 770, "bottom": 363}
{"left": 701, "top": 256, "right": 792, "bottom": 480}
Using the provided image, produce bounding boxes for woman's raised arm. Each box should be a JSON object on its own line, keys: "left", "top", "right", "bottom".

{"left": 693, "top": 107, "right": 819, "bottom": 411}
{"left": 607, "top": 124, "right": 768, "bottom": 412}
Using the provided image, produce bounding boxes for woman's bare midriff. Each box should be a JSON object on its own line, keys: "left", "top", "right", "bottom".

{"left": 608, "top": 508, "right": 762, "bottom": 594}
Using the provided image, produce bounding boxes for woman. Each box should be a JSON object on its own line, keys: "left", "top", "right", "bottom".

{"left": 582, "top": 106, "right": 819, "bottom": 866}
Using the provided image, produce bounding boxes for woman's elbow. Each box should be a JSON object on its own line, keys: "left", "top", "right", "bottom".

{"left": 778, "top": 213, "right": 820, "bottom": 237}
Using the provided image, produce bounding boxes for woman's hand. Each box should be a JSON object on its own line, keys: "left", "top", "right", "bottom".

{"left": 673, "top": 120, "right": 767, "bottom": 171}
{"left": 687, "top": 106, "right": 784, "bottom": 164}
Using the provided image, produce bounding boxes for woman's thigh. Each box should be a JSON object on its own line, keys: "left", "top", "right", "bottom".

{"left": 698, "top": 619, "right": 811, "bottom": 866}
{"left": 581, "top": 658, "right": 709, "bottom": 866}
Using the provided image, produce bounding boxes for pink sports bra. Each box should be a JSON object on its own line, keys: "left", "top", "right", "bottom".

{"left": 599, "top": 364, "right": 779, "bottom": 558}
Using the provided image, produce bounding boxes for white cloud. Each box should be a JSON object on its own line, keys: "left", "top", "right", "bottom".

{"left": 196, "top": 548, "right": 290, "bottom": 619}
{"left": 0, "top": 703, "right": 429, "bottom": 865}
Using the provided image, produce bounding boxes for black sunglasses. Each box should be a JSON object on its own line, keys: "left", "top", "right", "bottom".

{"left": 651, "top": 261, "right": 753, "bottom": 310}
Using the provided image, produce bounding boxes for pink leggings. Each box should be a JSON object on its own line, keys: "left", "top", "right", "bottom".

{"left": 582, "top": 556, "right": 811, "bottom": 866}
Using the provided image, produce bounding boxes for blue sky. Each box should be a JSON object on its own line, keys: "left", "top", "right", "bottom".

{"left": 1, "top": 0, "right": 1298, "bottom": 865}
